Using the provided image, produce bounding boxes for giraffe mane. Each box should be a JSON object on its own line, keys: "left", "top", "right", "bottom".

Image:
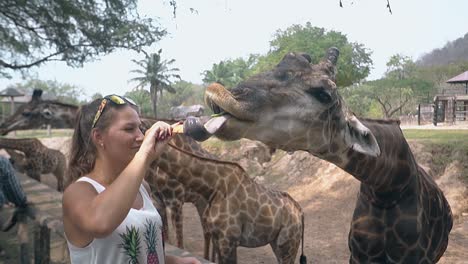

{"left": 41, "top": 100, "right": 79, "bottom": 109}
{"left": 167, "top": 141, "right": 248, "bottom": 174}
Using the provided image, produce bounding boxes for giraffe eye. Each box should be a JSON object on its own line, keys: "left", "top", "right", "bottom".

{"left": 306, "top": 87, "right": 332, "bottom": 104}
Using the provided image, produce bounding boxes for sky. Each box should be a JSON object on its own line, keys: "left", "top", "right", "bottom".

{"left": 1, "top": 0, "right": 467, "bottom": 100}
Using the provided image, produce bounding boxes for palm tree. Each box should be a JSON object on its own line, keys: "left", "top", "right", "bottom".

{"left": 202, "top": 61, "right": 236, "bottom": 87}
{"left": 202, "top": 55, "right": 258, "bottom": 88}
{"left": 129, "top": 49, "right": 181, "bottom": 117}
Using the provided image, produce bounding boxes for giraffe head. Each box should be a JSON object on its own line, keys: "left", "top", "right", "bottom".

{"left": 0, "top": 89, "right": 78, "bottom": 135}
{"left": 204, "top": 47, "right": 380, "bottom": 158}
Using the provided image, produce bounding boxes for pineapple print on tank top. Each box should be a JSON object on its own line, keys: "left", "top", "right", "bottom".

{"left": 67, "top": 177, "right": 165, "bottom": 264}
{"left": 120, "top": 220, "right": 162, "bottom": 264}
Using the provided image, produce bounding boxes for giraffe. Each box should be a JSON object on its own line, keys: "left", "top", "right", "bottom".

{"left": 197, "top": 48, "right": 453, "bottom": 263}
{"left": 145, "top": 165, "right": 212, "bottom": 257}
{"left": 142, "top": 118, "right": 215, "bottom": 256}
{"left": 0, "top": 93, "right": 214, "bottom": 258}
{"left": 0, "top": 89, "right": 78, "bottom": 136}
{"left": 0, "top": 138, "right": 66, "bottom": 192}
{"left": 156, "top": 139, "right": 307, "bottom": 264}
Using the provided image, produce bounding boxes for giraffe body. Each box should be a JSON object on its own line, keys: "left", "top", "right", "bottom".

{"left": 157, "top": 142, "right": 306, "bottom": 264}
{"left": 345, "top": 120, "right": 452, "bottom": 263}
{"left": 201, "top": 48, "right": 453, "bottom": 263}
{"left": 0, "top": 138, "right": 66, "bottom": 192}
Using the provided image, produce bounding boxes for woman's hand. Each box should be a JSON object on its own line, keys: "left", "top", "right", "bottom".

{"left": 138, "top": 121, "right": 173, "bottom": 161}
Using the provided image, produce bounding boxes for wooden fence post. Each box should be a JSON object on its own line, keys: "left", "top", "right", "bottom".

{"left": 34, "top": 221, "right": 50, "bottom": 264}
{"left": 417, "top": 104, "right": 421, "bottom": 126}
{"left": 17, "top": 217, "right": 29, "bottom": 264}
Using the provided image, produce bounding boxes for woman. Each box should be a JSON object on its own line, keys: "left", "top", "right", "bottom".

{"left": 62, "top": 95, "right": 201, "bottom": 264}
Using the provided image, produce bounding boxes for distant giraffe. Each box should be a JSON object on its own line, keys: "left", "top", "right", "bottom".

{"left": 0, "top": 89, "right": 78, "bottom": 136}
{"left": 201, "top": 48, "right": 453, "bottom": 263}
{"left": 141, "top": 118, "right": 215, "bottom": 258}
{"left": 0, "top": 138, "right": 66, "bottom": 192}
{"left": 0, "top": 94, "right": 217, "bottom": 258}
{"left": 156, "top": 140, "right": 307, "bottom": 264}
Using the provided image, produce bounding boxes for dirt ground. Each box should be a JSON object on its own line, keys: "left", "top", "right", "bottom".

{"left": 1, "top": 128, "right": 467, "bottom": 263}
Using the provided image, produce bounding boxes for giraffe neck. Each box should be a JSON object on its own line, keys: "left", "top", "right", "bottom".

{"left": 320, "top": 119, "right": 419, "bottom": 196}
{"left": 157, "top": 142, "right": 249, "bottom": 201}
{"left": 0, "top": 138, "right": 40, "bottom": 153}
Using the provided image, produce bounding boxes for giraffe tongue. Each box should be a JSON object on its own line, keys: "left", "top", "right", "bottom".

{"left": 183, "top": 115, "right": 230, "bottom": 141}
{"left": 204, "top": 115, "right": 230, "bottom": 134}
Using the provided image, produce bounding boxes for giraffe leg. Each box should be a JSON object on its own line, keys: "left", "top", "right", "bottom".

{"left": 54, "top": 169, "right": 64, "bottom": 192}
{"left": 151, "top": 192, "right": 169, "bottom": 242}
{"left": 270, "top": 236, "right": 300, "bottom": 264}
{"left": 210, "top": 238, "right": 217, "bottom": 263}
{"left": 170, "top": 203, "right": 184, "bottom": 249}
{"left": 193, "top": 198, "right": 212, "bottom": 260}
{"left": 216, "top": 238, "right": 237, "bottom": 264}
{"left": 202, "top": 226, "right": 211, "bottom": 260}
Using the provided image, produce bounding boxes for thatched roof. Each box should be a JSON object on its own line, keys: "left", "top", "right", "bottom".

{"left": 0, "top": 87, "right": 24, "bottom": 97}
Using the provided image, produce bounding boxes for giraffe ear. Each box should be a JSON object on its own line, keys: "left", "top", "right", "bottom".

{"left": 344, "top": 116, "right": 381, "bottom": 157}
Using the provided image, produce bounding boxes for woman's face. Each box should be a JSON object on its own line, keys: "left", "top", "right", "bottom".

{"left": 100, "top": 105, "right": 144, "bottom": 166}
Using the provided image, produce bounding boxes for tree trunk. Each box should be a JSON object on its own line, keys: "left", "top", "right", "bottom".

{"left": 150, "top": 84, "right": 159, "bottom": 118}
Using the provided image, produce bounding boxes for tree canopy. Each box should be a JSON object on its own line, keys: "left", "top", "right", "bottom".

{"left": 0, "top": 0, "right": 165, "bottom": 78}
{"left": 202, "top": 55, "right": 258, "bottom": 88}
{"left": 343, "top": 54, "right": 435, "bottom": 118}
{"left": 251, "top": 23, "right": 373, "bottom": 87}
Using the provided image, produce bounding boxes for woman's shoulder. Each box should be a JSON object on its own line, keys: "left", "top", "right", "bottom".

{"left": 63, "top": 178, "right": 99, "bottom": 205}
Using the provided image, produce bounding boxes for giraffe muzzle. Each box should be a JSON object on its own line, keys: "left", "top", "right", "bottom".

{"left": 182, "top": 115, "right": 230, "bottom": 142}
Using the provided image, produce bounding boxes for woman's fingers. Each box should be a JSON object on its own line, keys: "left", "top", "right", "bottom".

{"left": 152, "top": 122, "right": 173, "bottom": 141}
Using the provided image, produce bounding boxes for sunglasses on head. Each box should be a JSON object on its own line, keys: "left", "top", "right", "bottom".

{"left": 91, "top": 94, "right": 138, "bottom": 128}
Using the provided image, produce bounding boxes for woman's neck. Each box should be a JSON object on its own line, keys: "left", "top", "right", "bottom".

{"left": 89, "top": 158, "right": 123, "bottom": 186}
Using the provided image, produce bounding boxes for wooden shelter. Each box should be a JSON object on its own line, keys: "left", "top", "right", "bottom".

{"left": 433, "top": 71, "right": 468, "bottom": 125}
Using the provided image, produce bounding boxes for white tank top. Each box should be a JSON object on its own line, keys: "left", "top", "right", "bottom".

{"left": 67, "top": 176, "right": 165, "bottom": 264}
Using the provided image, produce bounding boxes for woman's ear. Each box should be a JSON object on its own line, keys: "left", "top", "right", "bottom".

{"left": 91, "top": 128, "right": 104, "bottom": 148}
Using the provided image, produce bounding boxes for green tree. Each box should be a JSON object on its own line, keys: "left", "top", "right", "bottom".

{"left": 91, "top": 93, "right": 103, "bottom": 101}
{"left": 413, "top": 61, "right": 468, "bottom": 92}
{"left": 124, "top": 89, "right": 153, "bottom": 117}
{"left": 129, "top": 49, "right": 181, "bottom": 117}
{"left": 251, "top": 23, "right": 373, "bottom": 87}
{"left": 7, "top": 79, "right": 83, "bottom": 104}
{"left": 202, "top": 55, "right": 258, "bottom": 88}
{"left": 363, "top": 79, "right": 414, "bottom": 118}
{"left": 157, "top": 81, "right": 205, "bottom": 118}
{"left": 202, "top": 61, "right": 234, "bottom": 87}
{"left": 385, "top": 54, "right": 417, "bottom": 115}
{"left": 344, "top": 54, "right": 435, "bottom": 119}
{"left": 386, "top": 54, "right": 416, "bottom": 80}
{"left": 0, "top": 0, "right": 165, "bottom": 78}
